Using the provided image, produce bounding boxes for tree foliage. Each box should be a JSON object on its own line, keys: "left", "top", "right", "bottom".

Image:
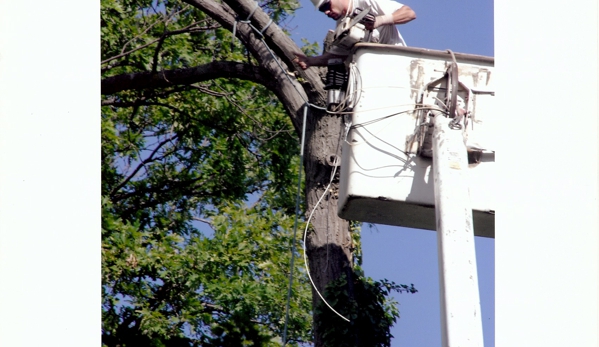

{"left": 102, "top": 1, "right": 312, "bottom": 345}
{"left": 101, "top": 0, "right": 416, "bottom": 346}
{"left": 102, "top": 196, "right": 313, "bottom": 346}
{"left": 315, "top": 273, "right": 417, "bottom": 347}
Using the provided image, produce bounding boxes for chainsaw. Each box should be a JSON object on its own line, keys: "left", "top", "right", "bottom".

{"left": 331, "top": 7, "right": 375, "bottom": 53}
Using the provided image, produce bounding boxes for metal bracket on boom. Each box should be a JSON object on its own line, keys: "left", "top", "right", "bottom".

{"left": 324, "top": 58, "right": 349, "bottom": 110}
{"left": 412, "top": 61, "right": 474, "bottom": 160}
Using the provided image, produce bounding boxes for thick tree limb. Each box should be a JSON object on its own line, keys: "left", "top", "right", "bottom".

{"left": 219, "top": 0, "right": 326, "bottom": 102}
{"left": 102, "top": 61, "right": 273, "bottom": 95}
{"left": 180, "top": 0, "right": 320, "bottom": 132}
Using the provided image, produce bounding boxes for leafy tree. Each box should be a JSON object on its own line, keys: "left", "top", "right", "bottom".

{"left": 101, "top": 0, "right": 416, "bottom": 345}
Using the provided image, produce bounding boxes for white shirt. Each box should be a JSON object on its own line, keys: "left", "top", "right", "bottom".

{"left": 329, "top": 0, "right": 406, "bottom": 55}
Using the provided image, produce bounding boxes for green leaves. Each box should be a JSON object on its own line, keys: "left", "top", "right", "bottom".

{"left": 101, "top": 1, "right": 312, "bottom": 339}
{"left": 315, "top": 272, "right": 418, "bottom": 347}
{"left": 300, "top": 38, "right": 321, "bottom": 56}
{"left": 102, "top": 194, "right": 313, "bottom": 345}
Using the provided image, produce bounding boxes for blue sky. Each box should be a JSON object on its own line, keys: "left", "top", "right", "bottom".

{"left": 286, "top": 0, "right": 495, "bottom": 346}
{"left": 287, "top": 0, "right": 494, "bottom": 56}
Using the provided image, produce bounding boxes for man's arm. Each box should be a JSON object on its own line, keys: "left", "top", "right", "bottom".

{"left": 294, "top": 51, "right": 346, "bottom": 70}
{"left": 294, "top": 4, "right": 416, "bottom": 70}
{"left": 365, "top": 5, "right": 416, "bottom": 30}
{"left": 389, "top": 5, "right": 416, "bottom": 24}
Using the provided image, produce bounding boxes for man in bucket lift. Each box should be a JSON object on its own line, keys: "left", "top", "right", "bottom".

{"left": 294, "top": 0, "right": 416, "bottom": 69}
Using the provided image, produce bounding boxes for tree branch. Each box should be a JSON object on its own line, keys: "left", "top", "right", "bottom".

{"left": 189, "top": 84, "right": 233, "bottom": 97}
{"left": 103, "top": 4, "right": 193, "bottom": 64}
{"left": 150, "top": 22, "right": 220, "bottom": 73}
{"left": 110, "top": 134, "right": 179, "bottom": 198}
{"left": 180, "top": 0, "right": 315, "bottom": 132}
{"left": 102, "top": 61, "right": 274, "bottom": 95}
{"left": 192, "top": 216, "right": 213, "bottom": 226}
{"left": 219, "top": 0, "right": 326, "bottom": 102}
{"left": 112, "top": 175, "right": 211, "bottom": 206}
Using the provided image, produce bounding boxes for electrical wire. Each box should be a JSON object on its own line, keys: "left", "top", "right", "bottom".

{"left": 329, "top": 102, "right": 443, "bottom": 115}
{"left": 341, "top": 105, "right": 447, "bottom": 150}
{"left": 299, "top": 116, "right": 353, "bottom": 322}
{"left": 350, "top": 108, "right": 416, "bottom": 129}
{"left": 282, "top": 104, "right": 308, "bottom": 345}
{"left": 301, "top": 158, "right": 350, "bottom": 323}
{"left": 327, "top": 62, "right": 362, "bottom": 113}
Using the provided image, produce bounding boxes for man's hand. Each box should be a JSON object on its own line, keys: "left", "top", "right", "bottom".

{"left": 293, "top": 52, "right": 311, "bottom": 70}
{"left": 365, "top": 13, "right": 394, "bottom": 31}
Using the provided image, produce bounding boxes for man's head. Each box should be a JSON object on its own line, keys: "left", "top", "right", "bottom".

{"left": 310, "top": 0, "right": 349, "bottom": 20}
